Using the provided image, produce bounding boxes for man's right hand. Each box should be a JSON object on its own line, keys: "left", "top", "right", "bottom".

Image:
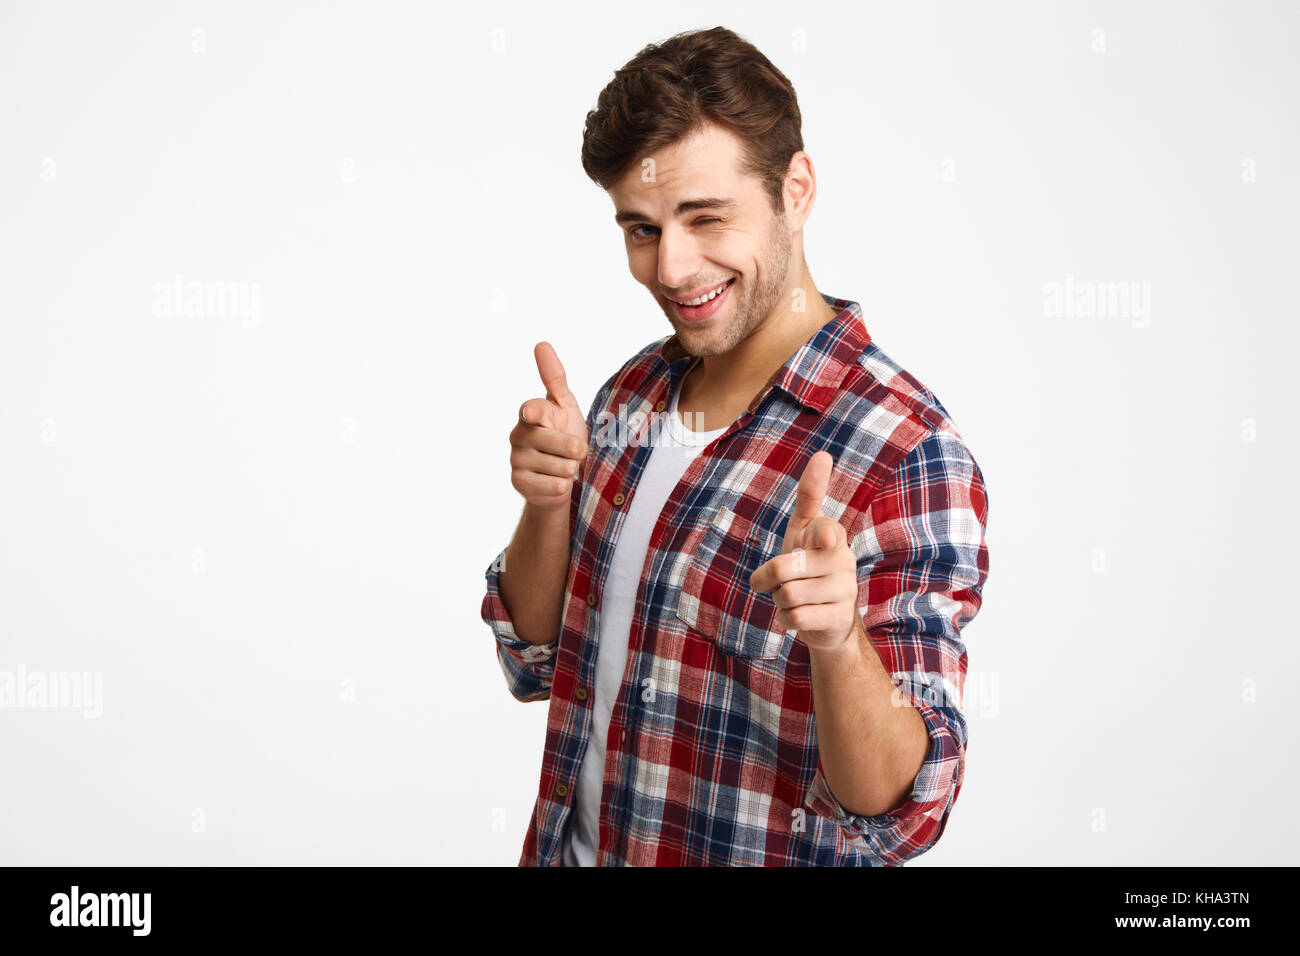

{"left": 509, "top": 341, "right": 590, "bottom": 510}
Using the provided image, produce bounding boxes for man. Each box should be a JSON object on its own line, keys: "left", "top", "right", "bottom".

{"left": 481, "top": 26, "right": 990, "bottom": 866}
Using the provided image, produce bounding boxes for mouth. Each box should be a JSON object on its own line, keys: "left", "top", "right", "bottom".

{"left": 669, "top": 277, "right": 735, "bottom": 323}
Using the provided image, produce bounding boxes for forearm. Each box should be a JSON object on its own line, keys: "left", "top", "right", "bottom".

{"left": 807, "top": 615, "right": 930, "bottom": 817}
{"left": 497, "top": 501, "right": 573, "bottom": 646}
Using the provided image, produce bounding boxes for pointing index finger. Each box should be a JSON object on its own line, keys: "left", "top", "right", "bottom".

{"left": 791, "top": 449, "right": 832, "bottom": 526}
{"left": 534, "top": 341, "right": 575, "bottom": 408}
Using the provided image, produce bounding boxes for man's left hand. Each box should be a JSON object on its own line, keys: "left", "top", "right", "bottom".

{"left": 749, "top": 450, "right": 859, "bottom": 652}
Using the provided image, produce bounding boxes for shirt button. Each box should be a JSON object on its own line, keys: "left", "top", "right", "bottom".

{"left": 621, "top": 730, "right": 627, "bottom": 743}
{"left": 613, "top": 492, "right": 625, "bottom": 506}
{"left": 655, "top": 399, "right": 666, "bottom": 412}
{"left": 586, "top": 593, "right": 597, "bottom": 607}
{"left": 575, "top": 687, "right": 588, "bottom": 701}
{"left": 555, "top": 783, "right": 569, "bottom": 797}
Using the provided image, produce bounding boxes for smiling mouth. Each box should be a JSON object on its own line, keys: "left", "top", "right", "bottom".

{"left": 670, "top": 278, "right": 734, "bottom": 306}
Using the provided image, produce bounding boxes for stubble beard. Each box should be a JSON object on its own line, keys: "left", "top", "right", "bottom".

{"left": 664, "top": 207, "right": 793, "bottom": 358}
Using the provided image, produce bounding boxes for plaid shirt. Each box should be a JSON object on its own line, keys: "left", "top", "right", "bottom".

{"left": 481, "top": 294, "right": 990, "bottom": 866}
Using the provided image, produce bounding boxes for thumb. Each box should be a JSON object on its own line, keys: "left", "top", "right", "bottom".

{"left": 800, "top": 515, "right": 846, "bottom": 552}
{"left": 535, "top": 341, "right": 577, "bottom": 410}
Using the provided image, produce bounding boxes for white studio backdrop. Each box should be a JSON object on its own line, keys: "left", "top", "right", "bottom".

{"left": 1, "top": 0, "right": 1295, "bottom": 865}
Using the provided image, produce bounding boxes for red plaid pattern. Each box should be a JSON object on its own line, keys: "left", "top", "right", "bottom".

{"left": 482, "top": 295, "right": 990, "bottom": 865}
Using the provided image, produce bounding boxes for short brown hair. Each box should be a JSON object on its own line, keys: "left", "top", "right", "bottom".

{"left": 580, "top": 26, "right": 803, "bottom": 215}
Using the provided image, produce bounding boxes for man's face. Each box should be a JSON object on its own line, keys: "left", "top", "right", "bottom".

{"left": 609, "top": 123, "right": 793, "bottom": 357}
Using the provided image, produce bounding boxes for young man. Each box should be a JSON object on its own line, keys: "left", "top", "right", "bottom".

{"left": 481, "top": 26, "right": 990, "bottom": 866}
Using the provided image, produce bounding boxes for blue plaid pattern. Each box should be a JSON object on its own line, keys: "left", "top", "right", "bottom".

{"left": 482, "top": 295, "right": 990, "bottom": 865}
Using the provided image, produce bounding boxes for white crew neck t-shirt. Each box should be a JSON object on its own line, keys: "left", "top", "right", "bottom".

{"left": 561, "top": 363, "right": 729, "bottom": 867}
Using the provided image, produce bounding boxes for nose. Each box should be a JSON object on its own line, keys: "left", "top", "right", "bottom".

{"left": 657, "top": 225, "right": 702, "bottom": 297}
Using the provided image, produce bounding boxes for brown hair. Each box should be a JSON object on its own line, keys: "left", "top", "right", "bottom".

{"left": 580, "top": 26, "right": 803, "bottom": 215}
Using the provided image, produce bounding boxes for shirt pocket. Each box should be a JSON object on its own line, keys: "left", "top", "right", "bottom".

{"left": 673, "top": 505, "right": 795, "bottom": 660}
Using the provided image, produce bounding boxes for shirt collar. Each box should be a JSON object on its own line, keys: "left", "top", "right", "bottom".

{"left": 657, "top": 293, "right": 870, "bottom": 415}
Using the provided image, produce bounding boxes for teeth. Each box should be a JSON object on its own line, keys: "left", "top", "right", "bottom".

{"left": 676, "top": 280, "right": 729, "bottom": 307}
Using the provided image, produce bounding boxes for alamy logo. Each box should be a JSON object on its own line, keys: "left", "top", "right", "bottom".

{"left": 151, "top": 273, "right": 262, "bottom": 328}
{"left": 1043, "top": 273, "right": 1151, "bottom": 328}
{"left": 591, "top": 402, "right": 711, "bottom": 449}
{"left": 49, "top": 885, "right": 151, "bottom": 936}
{"left": 0, "top": 666, "right": 102, "bottom": 718}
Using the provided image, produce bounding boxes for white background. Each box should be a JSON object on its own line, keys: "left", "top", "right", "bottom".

{"left": 1, "top": 0, "right": 1295, "bottom": 865}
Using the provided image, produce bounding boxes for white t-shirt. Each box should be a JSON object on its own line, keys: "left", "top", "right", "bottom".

{"left": 561, "top": 365, "right": 729, "bottom": 866}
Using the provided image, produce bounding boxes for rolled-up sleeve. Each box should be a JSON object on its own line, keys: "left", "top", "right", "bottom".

{"left": 481, "top": 379, "right": 615, "bottom": 703}
{"left": 804, "top": 426, "right": 990, "bottom": 864}
{"left": 481, "top": 546, "right": 560, "bottom": 703}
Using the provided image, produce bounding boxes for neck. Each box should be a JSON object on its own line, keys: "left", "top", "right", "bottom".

{"left": 683, "top": 266, "right": 838, "bottom": 415}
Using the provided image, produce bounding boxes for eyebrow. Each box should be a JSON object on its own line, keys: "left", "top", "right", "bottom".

{"left": 614, "top": 197, "right": 737, "bottom": 225}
